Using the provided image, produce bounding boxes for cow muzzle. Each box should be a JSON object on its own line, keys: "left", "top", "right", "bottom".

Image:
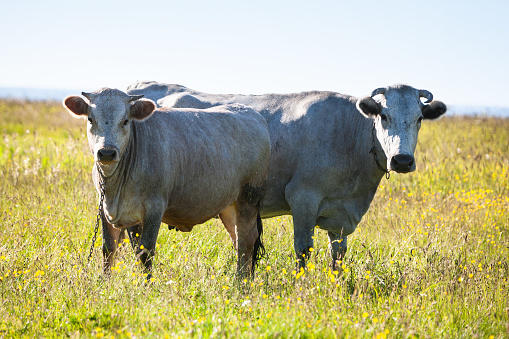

{"left": 390, "top": 154, "right": 415, "bottom": 173}
{"left": 97, "top": 147, "right": 119, "bottom": 164}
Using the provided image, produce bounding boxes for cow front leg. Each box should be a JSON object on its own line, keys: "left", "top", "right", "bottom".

{"left": 138, "top": 209, "right": 163, "bottom": 280}
{"left": 328, "top": 231, "right": 347, "bottom": 271}
{"left": 293, "top": 219, "right": 315, "bottom": 271}
{"left": 101, "top": 211, "right": 122, "bottom": 275}
{"left": 127, "top": 224, "right": 143, "bottom": 250}
{"left": 285, "top": 186, "right": 321, "bottom": 271}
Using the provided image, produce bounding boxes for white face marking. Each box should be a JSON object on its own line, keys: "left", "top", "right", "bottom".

{"left": 373, "top": 87, "right": 424, "bottom": 172}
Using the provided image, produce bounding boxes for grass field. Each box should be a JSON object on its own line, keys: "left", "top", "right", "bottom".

{"left": 0, "top": 99, "right": 508, "bottom": 338}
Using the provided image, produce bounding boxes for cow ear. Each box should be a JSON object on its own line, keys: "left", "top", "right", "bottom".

{"left": 129, "top": 98, "right": 156, "bottom": 121}
{"left": 356, "top": 97, "right": 382, "bottom": 119}
{"left": 63, "top": 96, "right": 89, "bottom": 117}
{"left": 422, "top": 101, "right": 447, "bottom": 120}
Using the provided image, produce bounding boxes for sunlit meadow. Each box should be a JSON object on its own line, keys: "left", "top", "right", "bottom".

{"left": 0, "top": 99, "right": 507, "bottom": 338}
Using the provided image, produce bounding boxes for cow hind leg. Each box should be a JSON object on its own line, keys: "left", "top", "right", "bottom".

{"left": 220, "top": 204, "right": 264, "bottom": 275}
{"left": 219, "top": 204, "right": 239, "bottom": 249}
{"left": 252, "top": 213, "right": 265, "bottom": 270}
{"left": 235, "top": 207, "right": 262, "bottom": 277}
{"left": 230, "top": 184, "right": 265, "bottom": 278}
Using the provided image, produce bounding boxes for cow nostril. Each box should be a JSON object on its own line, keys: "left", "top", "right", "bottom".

{"left": 97, "top": 149, "right": 117, "bottom": 162}
{"left": 391, "top": 154, "right": 414, "bottom": 172}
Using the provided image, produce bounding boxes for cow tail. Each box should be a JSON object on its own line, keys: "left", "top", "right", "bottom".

{"left": 251, "top": 213, "right": 265, "bottom": 274}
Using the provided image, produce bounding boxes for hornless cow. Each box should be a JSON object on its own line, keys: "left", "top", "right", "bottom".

{"left": 127, "top": 81, "right": 447, "bottom": 271}
{"left": 63, "top": 88, "right": 270, "bottom": 277}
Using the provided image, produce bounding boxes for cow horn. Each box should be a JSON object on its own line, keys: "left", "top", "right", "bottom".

{"left": 81, "top": 92, "right": 94, "bottom": 100}
{"left": 419, "top": 89, "right": 433, "bottom": 103}
{"left": 128, "top": 94, "right": 144, "bottom": 102}
{"left": 371, "top": 87, "right": 386, "bottom": 97}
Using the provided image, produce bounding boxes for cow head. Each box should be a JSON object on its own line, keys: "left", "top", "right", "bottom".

{"left": 63, "top": 88, "right": 156, "bottom": 175}
{"left": 356, "top": 85, "right": 446, "bottom": 173}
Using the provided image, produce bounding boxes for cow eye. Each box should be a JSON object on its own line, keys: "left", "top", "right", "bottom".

{"left": 380, "top": 114, "right": 387, "bottom": 122}
{"left": 88, "top": 117, "right": 93, "bottom": 124}
{"left": 123, "top": 119, "right": 129, "bottom": 127}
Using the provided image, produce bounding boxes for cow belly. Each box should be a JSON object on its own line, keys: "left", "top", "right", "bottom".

{"left": 162, "top": 195, "right": 234, "bottom": 231}
{"left": 161, "top": 212, "right": 218, "bottom": 232}
{"left": 259, "top": 172, "right": 292, "bottom": 218}
{"left": 315, "top": 198, "right": 371, "bottom": 236}
{"left": 259, "top": 196, "right": 291, "bottom": 218}
{"left": 112, "top": 214, "right": 142, "bottom": 229}
{"left": 104, "top": 198, "right": 143, "bottom": 229}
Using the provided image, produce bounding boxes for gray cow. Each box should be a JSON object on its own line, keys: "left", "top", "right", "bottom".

{"left": 127, "top": 81, "right": 447, "bottom": 270}
{"left": 63, "top": 88, "right": 270, "bottom": 277}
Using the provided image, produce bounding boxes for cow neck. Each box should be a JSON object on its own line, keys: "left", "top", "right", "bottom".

{"left": 98, "top": 124, "right": 137, "bottom": 200}
{"left": 369, "top": 121, "right": 390, "bottom": 180}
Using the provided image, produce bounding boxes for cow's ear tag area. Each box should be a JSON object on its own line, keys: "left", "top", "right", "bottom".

{"left": 63, "top": 96, "right": 89, "bottom": 117}
{"left": 356, "top": 97, "right": 382, "bottom": 119}
{"left": 129, "top": 99, "right": 156, "bottom": 121}
{"left": 422, "top": 101, "right": 447, "bottom": 120}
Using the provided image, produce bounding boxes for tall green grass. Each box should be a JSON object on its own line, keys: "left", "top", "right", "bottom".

{"left": 0, "top": 99, "right": 507, "bottom": 338}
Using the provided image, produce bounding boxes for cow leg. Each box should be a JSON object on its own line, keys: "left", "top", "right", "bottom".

{"left": 228, "top": 184, "right": 265, "bottom": 278}
{"left": 285, "top": 186, "right": 321, "bottom": 271}
{"left": 127, "top": 224, "right": 143, "bottom": 250}
{"left": 137, "top": 208, "right": 164, "bottom": 280}
{"left": 235, "top": 203, "right": 261, "bottom": 278}
{"left": 328, "top": 231, "right": 347, "bottom": 271}
{"left": 219, "top": 204, "right": 238, "bottom": 249}
{"left": 101, "top": 211, "right": 122, "bottom": 275}
{"left": 220, "top": 201, "right": 257, "bottom": 278}
{"left": 292, "top": 216, "right": 315, "bottom": 271}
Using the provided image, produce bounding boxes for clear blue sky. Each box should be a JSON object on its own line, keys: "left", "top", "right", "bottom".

{"left": 2, "top": 0, "right": 508, "bottom": 106}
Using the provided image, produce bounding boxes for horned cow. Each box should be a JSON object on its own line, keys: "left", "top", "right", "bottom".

{"left": 127, "top": 81, "right": 447, "bottom": 270}
{"left": 63, "top": 88, "right": 270, "bottom": 277}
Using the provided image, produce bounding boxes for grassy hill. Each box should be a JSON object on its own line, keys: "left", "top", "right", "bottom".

{"left": 0, "top": 99, "right": 507, "bottom": 338}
